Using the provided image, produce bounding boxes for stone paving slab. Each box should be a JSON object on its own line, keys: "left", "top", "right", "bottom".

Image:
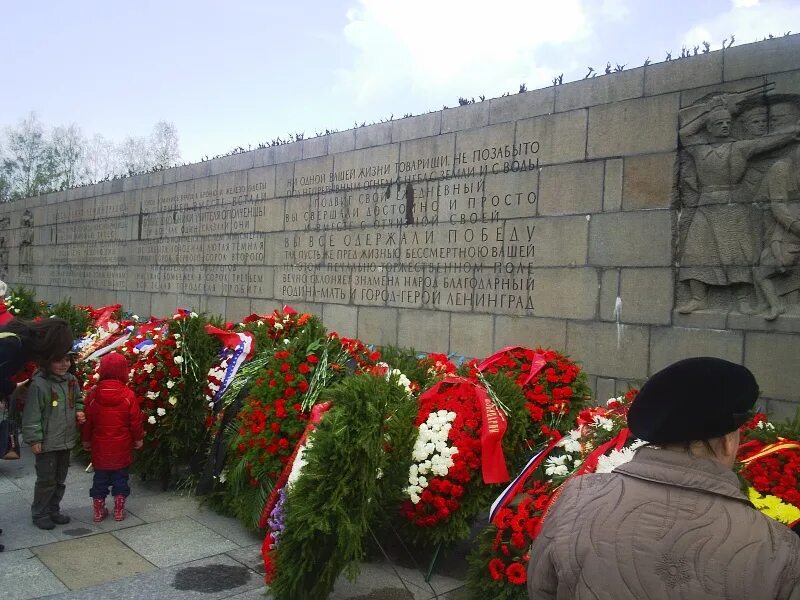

{"left": 54, "top": 501, "right": 146, "bottom": 533}
{"left": 0, "top": 548, "right": 70, "bottom": 599}
{"left": 225, "top": 543, "right": 264, "bottom": 574}
{"left": 329, "top": 562, "right": 419, "bottom": 600}
{"left": 335, "top": 560, "right": 465, "bottom": 600}
{"left": 43, "top": 554, "right": 263, "bottom": 600}
{"left": 122, "top": 491, "right": 201, "bottom": 523}
{"left": 192, "top": 506, "right": 264, "bottom": 547}
{"left": 33, "top": 533, "right": 155, "bottom": 591}
{"left": 224, "top": 588, "right": 271, "bottom": 599}
{"left": 0, "top": 473, "right": 20, "bottom": 493}
{"left": 111, "top": 515, "right": 239, "bottom": 567}
{"left": 0, "top": 491, "right": 62, "bottom": 551}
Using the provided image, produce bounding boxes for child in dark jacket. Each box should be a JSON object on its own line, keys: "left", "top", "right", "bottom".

{"left": 82, "top": 352, "right": 143, "bottom": 522}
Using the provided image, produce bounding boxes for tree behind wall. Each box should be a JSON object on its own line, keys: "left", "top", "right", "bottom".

{"left": 0, "top": 114, "right": 182, "bottom": 200}
{"left": 51, "top": 124, "right": 87, "bottom": 189}
{"left": 2, "top": 112, "right": 58, "bottom": 198}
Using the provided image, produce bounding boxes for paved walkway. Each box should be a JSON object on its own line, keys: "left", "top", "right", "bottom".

{"left": 0, "top": 451, "right": 465, "bottom": 599}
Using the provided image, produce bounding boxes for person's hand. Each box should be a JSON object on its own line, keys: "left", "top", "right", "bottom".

{"left": 133, "top": 440, "right": 143, "bottom": 450}
{"left": 12, "top": 380, "right": 29, "bottom": 401}
{"left": 82, "top": 442, "right": 91, "bottom": 450}
{"left": 31, "top": 443, "right": 42, "bottom": 454}
{"left": 76, "top": 411, "right": 86, "bottom": 424}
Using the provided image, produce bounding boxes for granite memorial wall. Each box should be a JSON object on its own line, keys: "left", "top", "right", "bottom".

{"left": 2, "top": 35, "right": 799, "bottom": 415}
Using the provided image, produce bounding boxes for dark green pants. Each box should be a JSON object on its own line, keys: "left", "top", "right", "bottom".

{"left": 32, "top": 449, "right": 70, "bottom": 521}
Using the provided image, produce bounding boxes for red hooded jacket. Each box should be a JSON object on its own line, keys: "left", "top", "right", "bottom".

{"left": 82, "top": 353, "right": 144, "bottom": 470}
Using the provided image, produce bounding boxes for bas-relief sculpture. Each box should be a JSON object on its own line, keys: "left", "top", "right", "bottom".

{"left": 676, "top": 86, "right": 800, "bottom": 320}
{"left": 19, "top": 209, "right": 34, "bottom": 276}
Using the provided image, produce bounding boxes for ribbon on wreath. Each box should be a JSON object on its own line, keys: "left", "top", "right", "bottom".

{"left": 89, "top": 304, "right": 122, "bottom": 329}
{"left": 489, "top": 436, "right": 562, "bottom": 524}
{"left": 573, "top": 427, "right": 631, "bottom": 475}
{"left": 477, "top": 346, "right": 548, "bottom": 387}
{"left": 204, "top": 325, "right": 256, "bottom": 408}
{"left": 258, "top": 401, "right": 333, "bottom": 529}
{"left": 0, "top": 300, "right": 13, "bottom": 326}
{"left": 425, "top": 376, "right": 511, "bottom": 485}
{"left": 526, "top": 427, "right": 631, "bottom": 539}
{"left": 738, "top": 438, "right": 800, "bottom": 465}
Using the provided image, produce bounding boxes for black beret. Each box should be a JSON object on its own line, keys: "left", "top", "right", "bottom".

{"left": 628, "top": 357, "right": 759, "bottom": 444}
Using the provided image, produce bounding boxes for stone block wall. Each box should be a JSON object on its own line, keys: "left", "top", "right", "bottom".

{"left": 2, "top": 35, "right": 799, "bottom": 415}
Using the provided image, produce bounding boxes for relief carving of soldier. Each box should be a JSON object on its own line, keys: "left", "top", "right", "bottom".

{"left": 753, "top": 102, "right": 800, "bottom": 320}
{"left": 676, "top": 89, "right": 800, "bottom": 315}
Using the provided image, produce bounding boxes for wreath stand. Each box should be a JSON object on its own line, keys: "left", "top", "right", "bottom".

{"left": 366, "top": 521, "right": 451, "bottom": 599}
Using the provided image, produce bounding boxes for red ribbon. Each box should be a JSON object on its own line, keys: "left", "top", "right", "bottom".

{"left": 574, "top": 428, "right": 631, "bottom": 476}
{"left": 530, "top": 428, "right": 631, "bottom": 539}
{"left": 257, "top": 401, "right": 332, "bottom": 529}
{"left": 0, "top": 301, "right": 12, "bottom": 326}
{"left": 477, "top": 346, "right": 548, "bottom": 386}
{"left": 422, "top": 376, "right": 510, "bottom": 485}
{"left": 90, "top": 304, "right": 122, "bottom": 329}
{"left": 479, "top": 385, "right": 510, "bottom": 484}
{"left": 136, "top": 318, "right": 166, "bottom": 336}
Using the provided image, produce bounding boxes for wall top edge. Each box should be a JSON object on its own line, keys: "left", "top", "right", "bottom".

{"left": 5, "top": 34, "right": 797, "bottom": 206}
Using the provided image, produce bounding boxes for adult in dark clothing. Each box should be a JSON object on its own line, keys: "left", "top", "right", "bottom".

{"left": 0, "top": 318, "right": 74, "bottom": 396}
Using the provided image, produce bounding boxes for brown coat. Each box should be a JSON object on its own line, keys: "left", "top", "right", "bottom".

{"left": 527, "top": 447, "right": 800, "bottom": 599}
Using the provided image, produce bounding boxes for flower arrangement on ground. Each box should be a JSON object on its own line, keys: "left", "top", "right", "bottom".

{"left": 269, "top": 371, "right": 418, "bottom": 600}
{"left": 465, "top": 389, "right": 640, "bottom": 599}
{"left": 218, "top": 314, "right": 332, "bottom": 528}
{"left": 737, "top": 412, "right": 800, "bottom": 527}
{"left": 122, "top": 310, "right": 221, "bottom": 484}
{"left": 399, "top": 373, "right": 528, "bottom": 546}
{"left": 472, "top": 347, "right": 591, "bottom": 448}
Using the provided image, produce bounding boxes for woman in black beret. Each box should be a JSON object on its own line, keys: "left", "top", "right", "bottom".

{"left": 527, "top": 357, "right": 800, "bottom": 600}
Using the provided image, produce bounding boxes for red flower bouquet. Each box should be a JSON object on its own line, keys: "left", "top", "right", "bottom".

{"left": 473, "top": 347, "right": 591, "bottom": 447}
{"left": 399, "top": 374, "right": 527, "bottom": 545}
{"left": 738, "top": 414, "right": 800, "bottom": 511}
{"left": 466, "top": 389, "right": 640, "bottom": 600}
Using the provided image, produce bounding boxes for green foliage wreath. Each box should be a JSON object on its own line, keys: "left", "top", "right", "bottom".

{"left": 269, "top": 372, "right": 417, "bottom": 600}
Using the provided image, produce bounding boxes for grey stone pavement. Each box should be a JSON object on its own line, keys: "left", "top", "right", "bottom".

{"left": 0, "top": 451, "right": 467, "bottom": 599}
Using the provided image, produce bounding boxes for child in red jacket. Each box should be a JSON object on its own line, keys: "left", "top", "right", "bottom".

{"left": 82, "top": 352, "right": 144, "bottom": 522}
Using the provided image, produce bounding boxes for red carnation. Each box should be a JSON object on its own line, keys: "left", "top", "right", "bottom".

{"left": 505, "top": 562, "right": 527, "bottom": 585}
{"left": 488, "top": 558, "right": 506, "bottom": 582}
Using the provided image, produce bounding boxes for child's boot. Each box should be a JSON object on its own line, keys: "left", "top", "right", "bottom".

{"left": 93, "top": 498, "right": 108, "bottom": 523}
{"left": 113, "top": 495, "right": 126, "bottom": 521}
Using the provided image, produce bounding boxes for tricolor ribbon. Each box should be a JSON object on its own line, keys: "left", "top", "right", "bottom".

{"left": 135, "top": 339, "right": 156, "bottom": 352}
{"left": 489, "top": 437, "right": 561, "bottom": 524}
{"left": 477, "top": 346, "right": 548, "bottom": 387}
{"left": 204, "top": 324, "right": 256, "bottom": 409}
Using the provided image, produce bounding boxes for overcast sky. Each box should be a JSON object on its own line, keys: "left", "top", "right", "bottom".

{"left": 1, "top": 0, "right": 798, "bottom": 163}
